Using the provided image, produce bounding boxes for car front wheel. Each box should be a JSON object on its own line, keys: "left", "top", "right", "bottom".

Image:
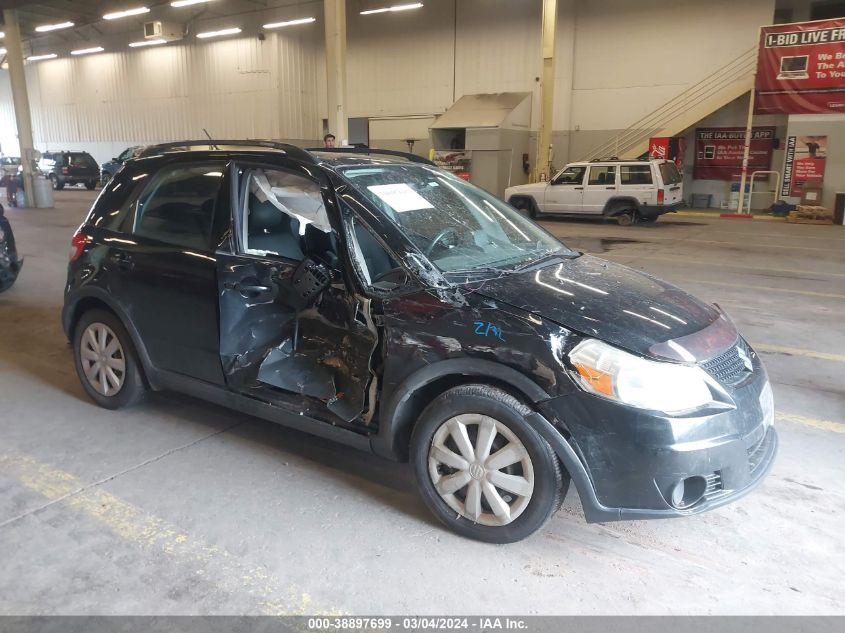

{"left": 411, "top": 384, "right": 567, "bottom": 543}
{"left": 73, "top": 309, "right": 147, "bottom": 409}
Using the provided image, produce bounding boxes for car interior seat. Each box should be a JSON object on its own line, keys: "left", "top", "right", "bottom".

{"left": 248, "top": 194, "right": 304, "bottom": 260}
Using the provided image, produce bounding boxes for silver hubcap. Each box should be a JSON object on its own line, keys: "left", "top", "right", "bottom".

{"left": 428, "top": 414, "right": 535, "bottom": 527}
{"left": 79, "top": 323, "right": 126, "bottom": 397}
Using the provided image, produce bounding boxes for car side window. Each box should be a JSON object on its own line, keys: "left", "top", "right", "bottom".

{"left": 620, "top": 165, "right": 653, "bottom": 185}
{"left": 553, "top": 166, "right": 586, "bottom": 185}
{"left": 587, "top": 165, "right": 617, "bottom": 186}
{"left": 132, "top": 162, "right": 225, "bottom": 251}
{"left": 348, "top": 216, "right": 403, "bottom": 289}
{"left": 239, "top": 167, "right": 332, "bottom": 262}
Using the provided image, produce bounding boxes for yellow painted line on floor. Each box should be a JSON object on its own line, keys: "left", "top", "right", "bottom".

{"left": 682, "top": 278, "right": 845, "bottom": 300}
{"left": 751, "top": 343, "right": 845, "bottom": 363}
{"left": 0, "top": 453, "right": 341, "bottom": 616}
{"left": 601, "top": 253, "right": 845, "bottom": 279}
{"left": 776, "top": 412, "right": 845, "bottom": 433}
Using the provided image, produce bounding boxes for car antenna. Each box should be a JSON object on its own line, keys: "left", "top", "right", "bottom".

{"left": 202, "top": 128, "right": 219, "bottom": 150}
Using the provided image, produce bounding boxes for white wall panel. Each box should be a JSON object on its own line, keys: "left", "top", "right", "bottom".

{"left": 0, "top": 0, "right": 780, "bottom": 165}
{"left": 561, "top": 0, "right": 776, "bottom": 131}
{"left": 1, "top": 25, "right": 324, "bottom": 165}
{"left": 346, "top": 0, "right": 455, "bottom": 117}
{"left": 455, "top": 0, "right": 541, "bottom": 98}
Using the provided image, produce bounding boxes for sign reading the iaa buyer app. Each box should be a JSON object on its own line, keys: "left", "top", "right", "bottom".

{"left": 755, "top": 18, "right": 845, "bottom": 114}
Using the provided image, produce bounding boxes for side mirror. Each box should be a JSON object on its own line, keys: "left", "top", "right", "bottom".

{"left": 292, "top": 257, "right": 332, "bottom": 308}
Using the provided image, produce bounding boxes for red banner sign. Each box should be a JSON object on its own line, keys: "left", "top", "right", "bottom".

{"left": 693, "top": 127, "right": 775, "bottom": 181}
{"left": 755, "top": 18, "right": 845, "bottom": 114}
{"left": 782, "top": 135, "right": 828, "bottom": 196}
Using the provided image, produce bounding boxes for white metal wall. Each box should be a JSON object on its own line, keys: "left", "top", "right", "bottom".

{"left": 0, "top": 26, "right": 325, "bottom": 163}
{"left": 0, "top": 0, "right": 779, "bottom": 164}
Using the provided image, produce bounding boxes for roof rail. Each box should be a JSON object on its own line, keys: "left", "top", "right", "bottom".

{"left": 306, "top": 146, "right": 435, "bottom": 166}
{"left": 136, "top": 140, "right": 319, "bottom": 164}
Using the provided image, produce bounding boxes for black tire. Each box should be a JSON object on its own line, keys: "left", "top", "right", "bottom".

{"left": 73, "top": 309, "right": 147, "bottom": 409}
{"left": 51, "top": 175, "right": 64, "bottom": 191}
{"left": 410, "top": 384, "right": 568, "bottom": 543}
{"left": 509, "top": 196, "right": 540, "bottom": 219}
{"left": 85, "top": 180, "right": 96, "bottom": 190}
{"left": 616, "top": 212, "right": 634, "bottom": 226}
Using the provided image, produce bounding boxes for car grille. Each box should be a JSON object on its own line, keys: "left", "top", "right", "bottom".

{"left": 703, "top": 471, "right": 727, "bottom": 500}
{"left": 747, "top": 428, "right": 773, "bottom": 474}
{"left": 700, "top": 339, "right": 753, "bottom": 386}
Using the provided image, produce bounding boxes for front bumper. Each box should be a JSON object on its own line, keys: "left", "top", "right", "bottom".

{"left": 536, "top": 365, "right": 778, "bottom": 521}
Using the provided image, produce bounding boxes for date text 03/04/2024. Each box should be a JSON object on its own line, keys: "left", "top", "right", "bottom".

{"left": 306, "top": 617, "right": 528, "bottom": 630}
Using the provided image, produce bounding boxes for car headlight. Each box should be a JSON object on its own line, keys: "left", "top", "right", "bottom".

{"left": 568, "top": 338, "right": 713, "bottom": 414}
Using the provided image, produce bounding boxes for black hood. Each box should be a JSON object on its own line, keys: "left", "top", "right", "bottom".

{"left": 472, "top": 255, "right": 722, "bottom": 358}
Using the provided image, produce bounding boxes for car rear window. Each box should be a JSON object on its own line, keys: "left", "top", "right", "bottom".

{"left": 620, "top": 165, "right": 653, "bottom": 185}
{"left": 658, "top": 161, "right": 682, "bottom": 185}
{"left": 69, "top": 153, "right": 98, "bottom": 168}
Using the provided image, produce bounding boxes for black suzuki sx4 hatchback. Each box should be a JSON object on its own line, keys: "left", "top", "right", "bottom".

{"left": 63, "top": 142, "right": 777, "bottom": 542}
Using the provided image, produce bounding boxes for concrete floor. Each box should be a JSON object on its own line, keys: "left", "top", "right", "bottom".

{"left": 0, "top": 189, "right": 843, "bottom": 615}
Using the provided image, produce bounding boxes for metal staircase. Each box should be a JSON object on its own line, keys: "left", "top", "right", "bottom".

{"left": 581, "top": 47, "right": 757, "bottom": 161}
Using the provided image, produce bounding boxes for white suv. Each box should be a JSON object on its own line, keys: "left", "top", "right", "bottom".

{"left": 505, "top": 158, "right": 684, "bottom": 226}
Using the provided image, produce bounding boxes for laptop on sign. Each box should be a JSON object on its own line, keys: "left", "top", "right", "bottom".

{"left": 777, "top": 55, "right": 809, "bottom": 80}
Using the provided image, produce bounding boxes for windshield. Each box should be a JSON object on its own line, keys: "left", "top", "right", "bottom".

{"left": 339, "top": 164, "right": 572, "bottom": 273}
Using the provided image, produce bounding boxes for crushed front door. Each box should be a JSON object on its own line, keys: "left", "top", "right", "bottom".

{"left": 216, "top": 161, "right": 379, "bottom": 425}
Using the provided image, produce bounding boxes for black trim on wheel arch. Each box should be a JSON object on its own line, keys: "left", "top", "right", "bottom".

{"left": 410, "top": 385, "right": 565, "bottom": 543}
{"left": 372, "top": 358, "right": 551, "bottom": 461}
{"left": 64, "top": 287, "right": 160, "bottom": 390}
{"left": 602, "top": 197, "right": 640, "bottom": 216}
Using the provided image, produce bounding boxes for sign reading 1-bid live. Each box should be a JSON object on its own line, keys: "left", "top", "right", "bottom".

{"left": 755, "top": 18, "right": 845, "bottom": 114}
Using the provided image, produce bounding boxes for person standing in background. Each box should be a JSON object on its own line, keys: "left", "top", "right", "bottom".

{"left": 323, "top": 134, "right": 336, "bottom": 149}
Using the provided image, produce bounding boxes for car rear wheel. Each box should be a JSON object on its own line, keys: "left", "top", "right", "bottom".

{"left": 73, "top": 309, "right": 147, "bottom": 409}
{"left": 50, "top": 175, "right": 64, "bottom": 191}
{"left": 85, "top": 180, "right": 96, "bottom": 190}
{"left": 616, "top": 212, "right": 634, "bottom": 226}
{"left": 410, "top": 384, "right": 567, "bottom": 543}
{"left": 509, "top": 196, "right": 540, "bottom": 219}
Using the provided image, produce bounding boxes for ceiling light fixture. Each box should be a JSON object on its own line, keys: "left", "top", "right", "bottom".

{"left": 196, "top": 27, "right": 242, "bottom": 39}
{"left": 27, "top": 53, "right": 58, "bottom": 61}
{"left": 171, "top": 0, "right": 215, "bottom": 7}
{"left": 360, "top": 2, "right": 423, "bottom": 15}
{"left": 103, "top": 7, "right": 150, "bottom": 20}
{"left": 71, "top": 46, "right": 105, "bottom": 56}
{"left": 0, "top": 32, "right": 4, "bottom": 39}
{"left": 0, "top": 48, "right": 6, "bottom": 56}
{"left": 263, "top": 17, "right": 316, "bottom": 29}
{"left": 129, "top": 38, "right": 166, "bottom": 47}
{"left": 35, "top": 21, "right": 75, "bottom": 33}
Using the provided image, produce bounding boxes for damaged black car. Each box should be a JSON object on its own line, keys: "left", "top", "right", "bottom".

{"left": 63, "top": 141, "right": 777, "bottom": 543}
{"left": 0, "top": 203, "right": 23, "bottom": 293}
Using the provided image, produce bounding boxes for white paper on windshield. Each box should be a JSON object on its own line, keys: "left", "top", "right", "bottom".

{"left": 367, "top": 183, "right": 434, "bottom": 213}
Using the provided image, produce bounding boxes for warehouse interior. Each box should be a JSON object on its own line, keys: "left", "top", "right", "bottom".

{"left": 0, "top": 0, "right": 843, "bottom": 624}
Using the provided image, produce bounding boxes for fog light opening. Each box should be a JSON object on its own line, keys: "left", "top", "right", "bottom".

{"left": 670, "top": 476, "right": 707, "bottom": 509}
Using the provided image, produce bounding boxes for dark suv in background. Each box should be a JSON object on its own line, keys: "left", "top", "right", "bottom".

{"left": 39, "top": 151, "right": 99, "bottom": 190}
{"left": 100, "top": 146, "right": 145, "bottom": 185}
{"left": 62, "top": 141, "right": 777, "bottom": 543}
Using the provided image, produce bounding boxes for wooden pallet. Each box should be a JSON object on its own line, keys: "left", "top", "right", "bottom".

{"left": 785, "top": 217, "right": 834, "bottom": 225}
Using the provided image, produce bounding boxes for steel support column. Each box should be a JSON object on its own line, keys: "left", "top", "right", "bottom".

{"left": 2, "top": 9, "right": 36, "bottom": 207}
{"left": 324, "top": 0, "right": 348, "bottom": 145}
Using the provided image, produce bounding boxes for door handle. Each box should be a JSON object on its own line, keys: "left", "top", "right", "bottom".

{"left": 226, "top": 281, "right": 273, "bottom": 298}
{"left": 238, "top": 284, "right": 272, "bottom": 296}
{"left": 574, "top": 186, "right": 584, "bottom": 190}
{"left": 606, "top": 186, "right": 616, "bottom": 190}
